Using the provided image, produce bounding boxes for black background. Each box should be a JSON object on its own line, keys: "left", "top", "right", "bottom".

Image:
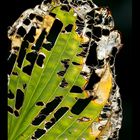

{"left": 0, "top": 0, "right": 132, "bottom": 139}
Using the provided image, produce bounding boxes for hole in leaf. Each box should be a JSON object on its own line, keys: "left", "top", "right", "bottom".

{"left": 23, "top": 65, "right": 33, "bottom": 75}
{"left": 54, "top": 107, "right": 68, "bottom": 120}
{"left": 36, "top": 53, "right": 45, "bottom": 67}
{"left": 17, "top": 26, "right": 26, "bottom": 37}
{"left": 13, "top": 46, "right": 20, "bottom": 51}
{"left": 94, "top": 14, "right": 103, "bottom": 25}
{"left": 23, "top": 18, "right": 31, "bottom": 25}
{"left": 49, "top": 12, "right": 56, "bottom": 18}
{"left": 61, "top": 5, "right": 71, "bottom": 12}
{"left": 80, "top": 71, "right": 88, "bottom": 77}
{"left": 8, "top": 106, "right": 14, "bottom": 114}
{"left": 82, "top": 43, "right": 90, "bottom": 48}
{"left": 65, "top": 24, "right": 73, "bottom": 32}
{"left": 33, "top": 129, "right": 46, "bottom": 139}
{"left": 7, "top": 53, "right": 17, "bottom": 74}
{"left": 57, "top": 71, "right": 66, "bottom": 77}
{"left": 23, "top": 51, "right": 37, "bottom": 75}
{"left": 100, "top": 113, "right": 108, "bottom": 119}
{"left": 93, "top": 26, "right": 102, "bottom": 38}
{"left": 29, "top": 13, "right": 36, "bottom": 20}
{"left": 45, "top": 107, "right": 69, "bottom": 129}
{"left": 24, "top": 26, "right": 36, "bottom": 43}
{"left": 86, "top": 31, "right": 92, "bottom": 38}
{"left": 36, "top": 15, "right": 43, "bottom": 22}
{"left": 33, "top": 29, "right": 47, "bottom": 51}
{"left": 15, "top": 89, "right": 24, "bottom": 110}
{"left": 59, "top": 78, "right": 68, "bottom": 88}
{"left": 72, "top": 62, "right": 80, "bottom": 65}
{"left": 12, "top": 71, "right": 18, "bottom": 76}
{"left": 87, "top": 24, "right": 93, "bottom": 30}
{"left": 23, "top": 83, "right": 27, "bottom": 89}
{"left": 85, "top": 70, "right": 100, "bottom": 90}
{"left": 86, "top": 42, "right": 97, "bottom": 66}
{"left": 36, "top": 101, "right": 44, "bottom": 106}
{"left": 98, "top": 59, "right": 104, "bottom": 68}
{"left": 104, "top": 18, "right": 109, "bottom": 25}
{"left": 45, "top": 122, "right": 53, "bottom": 129}
{"left": 32, "top": 115, "right": 46, "bottom": 125}
{"left": 14, "top": 110, "right": 19, "bottom": 117}
{"left": 61, "top": 59, "right": 70, "bottom": 69}
{"left": 45, "top": 19, "right": 63, "bottom": 50}
{"left": 117, "top": 98, "right": 121, "bottom": 106}
{"left": 17, "top": 41, "right": 29, "bottom": 68}
{"left": 111, "top": 47, "right": 118, "bottom": 57}
{"left": 57, "top": 59, "right": 70, "bottom": 77}
{"left": 87, "top": 10, "right": 95, "bottom": 18}
{"left": 8, "top": 90, "right": 14, "bottom": 99}
{"left": 71, "top": 96, "right": 93, "bottom": 115}
{"left": 102, "top": 29, "right": 110, "bottom": 36}
{"left": 70, "top": 85, "right": 83, "bottom": 93}
{"left": 42, "top": 42, "right": 52, "bottom": 51}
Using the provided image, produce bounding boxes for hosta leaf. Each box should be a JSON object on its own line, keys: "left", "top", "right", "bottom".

{"left": 8, "top": 0, "right": 122, "bottom": 140}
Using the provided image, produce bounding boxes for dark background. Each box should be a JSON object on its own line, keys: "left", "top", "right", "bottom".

{"left": 0, "top": 0, "right": 132, "bottom": 139}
